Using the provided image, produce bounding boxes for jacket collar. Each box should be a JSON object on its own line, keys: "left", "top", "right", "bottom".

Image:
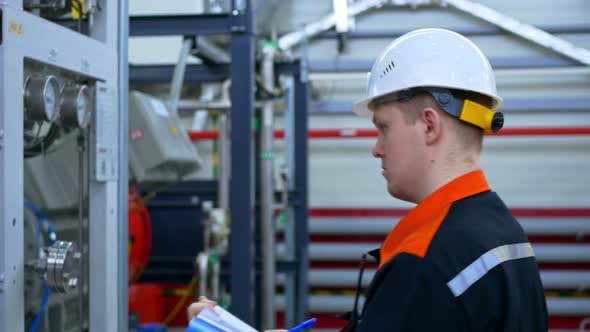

{"left": 378, "top": 170, "right": 490, "bottom": 269}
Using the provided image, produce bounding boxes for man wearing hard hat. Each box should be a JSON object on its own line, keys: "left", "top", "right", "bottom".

{"left": 342, "top": 28, "right": 548, "bottom": 331}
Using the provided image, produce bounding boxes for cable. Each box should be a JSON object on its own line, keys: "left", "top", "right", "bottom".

{"left": 29, "top": 280, "right": 51, "bottom": 332}
{"left": 24, "top": 201, "right": 57, "bottom": 248}
{"left": 160, "top": 276, "right": 198, "bottom": 331}
{"left": 24, "top": 201, "right": 56, "bottom": 332}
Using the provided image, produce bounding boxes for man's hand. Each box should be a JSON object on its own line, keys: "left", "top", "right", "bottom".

{"left": 186, "top": 297, "right": 287, "bottom": 332}
{"left": 187, "top": 296, "right": 218, "bottom": 320}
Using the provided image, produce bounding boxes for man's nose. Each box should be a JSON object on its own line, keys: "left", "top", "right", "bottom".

{"left": 372, "top": 139, "right": 384, "bottom": 158}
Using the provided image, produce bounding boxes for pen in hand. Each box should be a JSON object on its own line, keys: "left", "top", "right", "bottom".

{"left": 288, "top": 318, "right": 317, "bottom": 332}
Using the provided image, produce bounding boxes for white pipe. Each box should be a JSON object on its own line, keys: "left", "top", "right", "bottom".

{"left": 308, "top": 67, "right": 590, "bottom": 81}
{"left": 277, "top": 243, "right": 590, "bottom": 262}
{"left": 168, "top": 38, "right": 193, "bottom": 118}
{"left": 218, "top": 80, "right": 231, "bottom": 211}
{"left": 260, "top": 45, "right": 276, "bottom": 330}
{"left": 546, "top": 298, "right": 590, "bottom": 316}
{"left": 302, "top": 217, "right": 590, "bottom": 236}
{"left": 277, "top": 269, "right": 590, "bottom": 290}
{"left": 275, "top": 295, "right": 590, "bottom": 315}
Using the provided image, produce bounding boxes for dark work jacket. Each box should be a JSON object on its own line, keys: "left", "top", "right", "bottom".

{"left": 341, "top": 170, "right": 548, "bottom": 332}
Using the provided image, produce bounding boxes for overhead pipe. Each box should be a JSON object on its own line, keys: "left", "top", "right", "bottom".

{"left": 303, "top": 217, "right": 590, "bottom": 237}
{"left": 309, "top": 67, "right": 590, "bottom": 81}
{"left": 276, "top": 269, "right": 590, "bottom": 290}
{"left": 276, "top": 243, "right": 590, "bottom": 262}
{"left": 274, "top": 295, "right": 590, "bottom": 316}
{"left": 260, "top": 43, "right": 277, "bottom": 330}
{"left": 188, "top": 127, "right": 590, "bottom": 141}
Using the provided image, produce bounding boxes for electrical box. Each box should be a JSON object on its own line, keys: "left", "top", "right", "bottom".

{"left": 128, "top": 91, "right": 202, "bottom": 186}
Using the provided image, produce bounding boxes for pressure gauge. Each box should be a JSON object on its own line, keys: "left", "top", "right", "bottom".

{"left": 24, "top": 75, "right": 62, "bottom": 122}
{"left": 61, "top": 84, "right": 93, "bottom": 128}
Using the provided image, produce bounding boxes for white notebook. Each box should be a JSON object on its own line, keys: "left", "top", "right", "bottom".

{"left": 187, "top": 306, "right": 259, "bottom": 332}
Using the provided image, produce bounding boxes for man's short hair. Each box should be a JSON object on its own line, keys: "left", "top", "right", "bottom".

{"left": 371, "top": 89, "right": 488, "bottom": 151}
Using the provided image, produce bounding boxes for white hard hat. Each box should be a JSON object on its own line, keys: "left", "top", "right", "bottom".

{"left": 353, "top": 28, "right": 502, "bottom": 118}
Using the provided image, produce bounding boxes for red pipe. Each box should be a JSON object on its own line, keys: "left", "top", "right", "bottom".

{"left": 188, "top": 127, "right": 590, "bottom": 141}
{"left": 308, "top": 208, "right": 590, "bottom": 218}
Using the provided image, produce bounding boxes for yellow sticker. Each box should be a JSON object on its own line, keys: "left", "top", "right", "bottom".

{"left": 169, "top": 123, "right": 179, "bottom": 136}
{"left": 72, "top": 0, "right": 86, "bottom": 19}
{"left": 8, "top": 20, "right": 24, "bottom": 38}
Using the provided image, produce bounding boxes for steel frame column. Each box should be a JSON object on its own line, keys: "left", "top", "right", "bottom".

{"left": 229, "top": 0, "right": 256, "bottom": 323}
{"left": 293, "top": 62, "right": 310, "bottom": 323}
{"left": 0, "top": 5, "right": 26, "bottom": 331}
{"left": 117, "top": 0, "right": 129, "bottom": 331}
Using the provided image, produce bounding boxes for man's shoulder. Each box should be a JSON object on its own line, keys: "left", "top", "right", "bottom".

{"left": 424, "top": 191, "right": 529, "bottom": 280}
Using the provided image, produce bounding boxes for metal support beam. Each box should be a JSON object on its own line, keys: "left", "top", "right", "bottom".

{"left": 229, "top": 0, "right": 256, "bottom": 324}
{"left": 293, "top": 63, "right": 310, "bottom": 323}
{"left": 277, "top": 0, "right": 434, "bottom": 51}
{"left": 128, "top": 55, "right": 582, "bottom": 85}
{"left": 130, "top": 64, "right": 230, "bottom": 84}
{"left": 440, "top": 0, "right": 590, "bottom": 66}
{"left": 129, "top": 14, "right": 247, "bottom": 36}
{"left": 117, "top": 1, "right": 129, "bottom": 331}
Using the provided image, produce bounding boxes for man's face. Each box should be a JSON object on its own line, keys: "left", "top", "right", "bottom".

{"left": 371, "top": 101, "right": 426, "bottom": 202}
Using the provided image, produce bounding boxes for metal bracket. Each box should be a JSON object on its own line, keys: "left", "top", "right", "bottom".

{"left": 35, "top": 241, "right": 82, "bottom": 293}
{"left": 438, "top": 0, "right": 590, "bottom": 66}
{"left": 279, "top": 0, "right": 590, "bottom": 67}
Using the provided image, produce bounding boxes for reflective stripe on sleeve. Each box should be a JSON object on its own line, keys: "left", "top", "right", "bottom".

{"left": 446, "top": 242, "right": 535, "bottom": 297}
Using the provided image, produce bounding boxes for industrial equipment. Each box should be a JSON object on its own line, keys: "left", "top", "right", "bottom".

{"left": 0, "top": 0, "right": 127, "bottom": 331}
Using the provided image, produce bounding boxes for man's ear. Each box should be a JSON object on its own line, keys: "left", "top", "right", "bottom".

{"left": 421, "top": 107, "right": 443, "bottom": 145}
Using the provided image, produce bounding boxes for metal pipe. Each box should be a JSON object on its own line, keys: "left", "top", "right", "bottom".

{"left": 217, "top": 112, "right": 230, "bottom": 210}
{"left": 87, "top": 0, "right": 94, "bottom": 36}
{"left": 305, "top": 217, "right": 590, "bottom": 236}
{"left": 77, "top": 132, "right": 86, "bottom": 331}
{"left": 260, "top": 44, "right": 276, "bottom": 330}
{"left": 193, "top": 37, "right": 231, "bottom": 64}
{"left": 308, "top": 67, "right": 590, "bottom": 81}
{"left": 276, "top": 243, "right": 590, "bottom": 262}
{"left": 275, "top": 295, "right": 590, "bottom": 315}
{"left": 168, "top": 38, "right": 194, "bottom": 118}
{"left": 277, "top": 269, "right": 590, "bottom": 290}
{"left": 218, "top": 80, "right": 231, "bottom": 211}
{"left": 179, "top": 100, "right": 231, "bottom": 111}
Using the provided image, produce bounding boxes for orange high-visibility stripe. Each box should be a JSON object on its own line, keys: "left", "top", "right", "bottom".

{"left": 378, "top": 170, "right": 491, "bottom": 269}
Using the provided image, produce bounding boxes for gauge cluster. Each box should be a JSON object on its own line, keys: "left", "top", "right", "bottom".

{"left": 23, "top": 60, "right": 96, "bottom": 157}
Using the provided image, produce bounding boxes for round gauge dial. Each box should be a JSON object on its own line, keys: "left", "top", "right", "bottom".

{"left": 24, "top": 75, "right": 61, "bottom": 122}
{"left": 61, "top": 84, "right": 93, "bottom": 128}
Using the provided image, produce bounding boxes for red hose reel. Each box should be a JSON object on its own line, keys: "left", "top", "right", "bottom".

{"left": 128, "top": 187, "right": 152, "bottom": 283}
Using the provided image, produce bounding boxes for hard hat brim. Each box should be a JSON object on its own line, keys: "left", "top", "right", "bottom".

{"left": 352, "top": 97, "right": 373, "bottom": 119}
